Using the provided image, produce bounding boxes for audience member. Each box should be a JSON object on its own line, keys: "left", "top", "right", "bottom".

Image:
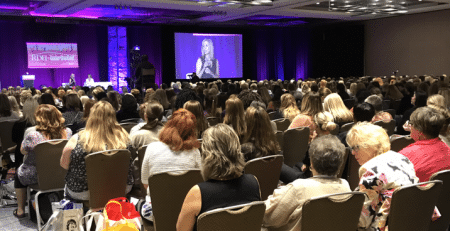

{"left": 0, "top": 93, "right": 20, "bottom": 121}
{"left": 364, "top": 95, "right": 393, "bottom": 123}
{"left": 183, "top": 100, "right": 209, "bottom": 139}
{"left": 223, "top": 97, "right": 246, "bottom": 141}
{"left": 289, "top": 92, "right": 323, "bottom": 142}
{"left": 323, "top": 93, "right": 353, "bottom": 126}
{"left": 279, "top": 93, "right": 300, "bottom": 122}
{"left": 130, "top": 101, "right": 164, "bottom": 149}
{"left": 116, "top": 94, "right": 140, "bottom": 122}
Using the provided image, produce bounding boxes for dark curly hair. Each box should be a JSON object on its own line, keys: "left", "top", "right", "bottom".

{"left": 237, "top": 90, "right": 263, "bottom": 110}
{"left": 174, "top": 88, "right": 201, "bottom": 111}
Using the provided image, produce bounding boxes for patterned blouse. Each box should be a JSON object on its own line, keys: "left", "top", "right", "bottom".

{"left": 356, "top": 150, "right": 439, "bottom": 231}
{"left": 65, "top": 135, "right": 134, "bottom": 200}
{"left": 62, "top": 110, "right": 83, "bottom": 125}
{"left": 287, "top": 114, "right": 317, "bottom": 143}
{"left": 18, "top": 128, "right": 72, "bottom": 186}
{"left": 371, "top": 111, "right": 393, "bottom": 123}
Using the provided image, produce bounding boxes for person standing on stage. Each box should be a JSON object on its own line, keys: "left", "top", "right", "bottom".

{"left": 69, "top": 73, "right": 76, "bottom": 87}
{"left": 135, "top": 55, "right": 155, "bottom": 90}
{"left": 196, "top": 39, "right": 219, "bottom": 79}
{"left": 84, "top": 74, "right": 95, "bottom": 87}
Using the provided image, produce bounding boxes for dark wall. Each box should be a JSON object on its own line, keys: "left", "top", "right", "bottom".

{"left": 310, "top": 24, "right": 365, "bottom": 78}
{"left": 365, "top": 9, "right": 450, "bottom": 76}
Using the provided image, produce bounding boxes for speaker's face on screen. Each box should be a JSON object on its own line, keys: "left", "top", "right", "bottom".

{"left": 202, "top": 40, "right": 211, "bottom": 55}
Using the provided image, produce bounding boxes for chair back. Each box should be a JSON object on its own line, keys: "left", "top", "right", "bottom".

{"left": 339, "top": 122, "right": 354, "bottom": 133}
{"left": 282, "top": 127, "right": 309, "bottom": 167}
{"left": 268, "top": 111, "right": 277, "bottom": 120}
{"left": 273, "top": 118, "right": 290, "bottom": 131}
{"left": 336, "top": 147, "right": 350, "bottom": 179}
{"left": 85, "top": 149, "right": 131, "bottom": 209}
{"left": 34, "top": 139, "right": 68, "bottom": 190}
{"left": 137, "top": 145, "right": 148, "bottom": 175}
{"left": 385, "top": 109, "right": 396, "bottom": 119}
{"left": 120, "top": 118, "right": 141, "bottom": 123}
{"left": 382, "top": 99, "right": 391, "bottom": 110}
{"left": 275, "top": 131, "right": 283, "bottom": 152}
{"left": 197, "top": 201, "right": 266, "bottom": 231}
{"left": 330, "top": 124, "right": 340, "bottom": 135}
{"left": 388, "top": 180, "right": 443, "bottom": 231}
{"left": 127, "top": 145, "right": 148, "bottom": 199}
{"left": 346, "top": 150, "right": 361, "bottom": 190}
{"left": 390, "top": 135, "right": 415, "bottom": 152}
{"left": 0, "top": 120, "right": 16, "bottom": 154}
{"left": 301, "top": 192, "right": 365, "bottom": 231}
{"left": 149, "top": 170, "right": 203, "bottom": 231}
{"left": 245, "top": 155, "right": 283, "bottom": 200}
{"left": 343, "top": 98, "right": 355, "bottom": 109}
{"left": 429, "top": 170, "right": 450, "bottom": 231}
{"left": 206, "top": 117, "right": 220, "bottom": 126}
{"left": 374, "top": 119, "right": 396, "bottom": 136}
{"left": 120, "top": 122, "right": 138, "bottom": 134}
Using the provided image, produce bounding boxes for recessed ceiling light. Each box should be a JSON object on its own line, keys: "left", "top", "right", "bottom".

{"left": 316, "top": 2, "right": 320, "bottom": 4}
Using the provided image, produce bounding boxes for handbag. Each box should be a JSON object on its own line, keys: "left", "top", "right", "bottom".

{"left": 41, "top": 200, "right": 83, "bottom": 231}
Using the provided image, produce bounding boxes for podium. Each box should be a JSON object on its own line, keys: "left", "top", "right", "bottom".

{"left": 22, "top": 75, "right": 35, "bottom": 88}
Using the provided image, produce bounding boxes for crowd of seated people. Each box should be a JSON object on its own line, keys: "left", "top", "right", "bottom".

{"left": 1, "top": 74, "right": 450, "bottom": 230}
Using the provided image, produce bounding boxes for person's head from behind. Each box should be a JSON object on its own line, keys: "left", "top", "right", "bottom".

{"left": 280, "top": 93, "right": 297, "bottom": 111}
{"left": 141, "top": 100, "right": 164, "bottom": 129}
{"left": 121, "top": 94, "right": 138, "bottom": 112}
{"left": 412, "top": 90, "right": 428, "bottom": 107}
{"left": 346, "top": 122, "right": 390, "bottom": 165}
{"left": 237, "top": 90, "right": 263, "bottom": 110}
{"left": 300, "top": 92, "right": 323, "bottom": 116}
{"left": 353, "top": 103, "right": 375, "bottom": 122}
{"left": 159, "top": 109, "right": 200, "bottom": 151}
{"left": 410, "top": 106, "right": 445, "bottom": 141}
{"left": 309, "top": 135, "right": 345, "bottom": 176}
{"left": 64, "top": 93, "right": 82, "bottom": 111}
{"left": 23, "top": 98, "right": 39, "bottom": 125}
{"left": 35, "top": 104, "right": 66, "bottom": 139}
{"left": 82, "top": 99, "right": 95, "bottom": 121}
{"left": 201, "top": 39, "right": 214, "bottom": 57}
{"left": 244, "top": 106, "right": 279, "bottom": 156}
{"left": 224, "top": 97, "right": 245, "bottom": 122}
{"left": 314, "top": 111, "right": 337, "bottom": 135}
{"left": 39, "top": 93, "right": 56, "bottom": 106}
{"left": 427, "top": 94, "right": 446, "bottom": 109}
{"left": 364, "top": 95, "right": 383, "bottom": 113}
{"left": 0, "top": 93, "right": 12, "bottom": 117}
{"left": 200, "top": 124, "right": 244, "bottom": 181}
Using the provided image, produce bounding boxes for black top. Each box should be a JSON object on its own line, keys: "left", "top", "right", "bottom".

{"left": 197, "top": 174, "right": 261, "bottom": 215}
{"left": 199, "top": 56, "right": 217, "bottom": 79}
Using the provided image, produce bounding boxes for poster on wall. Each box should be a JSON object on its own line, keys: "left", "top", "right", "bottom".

{"left": 26, "top": 42, "right": 79, "bottom": 68}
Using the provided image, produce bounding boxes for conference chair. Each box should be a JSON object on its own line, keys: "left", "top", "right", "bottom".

{"left": 385, "top": 109, "right": 396, "bottom": 119}
{"left": 275, "top": 131, "right": 283, "bottom": 152}
{"left": 282, "top": 127, "right": 309, "bottom": 167}
{"left": 343, "top": 98, "right": 356, "bottom": 110}
{"left": 127, "top": 145, "right": 148, "bottom": 200}
{"left": 120, "top": 118, "right": 141, "bottom": 123}
{"left": 206, "top": 117, "right": 220, "bottom": 126}
{"left": 388, "top": 180, "right": 443, "bottom": 231}
{"left": 346, "top": 150, "right": 361, "bottom": 190}
{"left": 148, "top": 169, "right": 203, "bottom": 231}
{"left": 85, "top": 149, "right": 131, "bottom": 210}
{"left": 27, "top": 139, "right": 68, "bottom": 230}
{"left": 244, "top": 155, "right": 283, "bottom": 200}
{"left": 301, "top": 192, "right": 365, "bottom": 231}
{"left": 429, "top": 170, "right": 450, "bottom": 231}
{"left": 273, "top": 118, "right": 291, "bottom": 131}
{"left": 330, "top": 124, "right": 340, "bottom": 135}
{"left": 120, "top": 122, "right": 138, "bottom": 134}
{"left": 0, "top": 120, "right": 16, "bottom": 155}
{"left": 339, "top": 122, "right": 354, "bottom": 133}
{"left": 374, "top": 119, "right": 396, "bottom": 136}
{"left": 268, "top": 111, "right": 277, "bottom": 120}
{"left": 390, "top": 135, "right": 414, "bottom": 152}
{"left": 197, "top": 201, "right": 266, "bottom": 231}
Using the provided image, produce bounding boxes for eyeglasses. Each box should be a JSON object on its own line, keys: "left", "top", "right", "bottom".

{"left": 349, "top": 145, "right": 360, "bottom": 153}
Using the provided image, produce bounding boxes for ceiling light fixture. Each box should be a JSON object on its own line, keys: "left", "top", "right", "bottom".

{"left": 197, "top": 0, "right": 274, "bottom": 6}
{"left": 329, "top": 0, "right": 408, "bottom": 15}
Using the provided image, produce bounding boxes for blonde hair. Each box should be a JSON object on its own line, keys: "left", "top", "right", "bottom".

{"left": 314, "top": 112, "right": 337, "bottom": 133}
{"left": 323, "top": 93, "right": 353, "bottom": 123}
{"left": 349, "top": 83, "right": 357, "bottom": 96}
{"left": 346, "top": 122, "right": 390, "bottom": 157}
{"left": 79, "top": 101, "right": 129, "bottom": 153}
{"left": 22, "top": 98, "right": 39, "bottom": 125}
{"left": 35, "top": 104, "right": 67, "bottom": 139}
{"left": 201, "top": 124, "right": 245, "bottom": 181}
{"left": 427, "top": 94, "right": 446, "bottom": 109}
{"left": 301, "top": 92, "right": 323, "bottom": 117}
{"left": 438, "top": 88, "right": 450, "bottom": 108}
{"left": 280, "top": 94, "right": 300, "bottom": 122}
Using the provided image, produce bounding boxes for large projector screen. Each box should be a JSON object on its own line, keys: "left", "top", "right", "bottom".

{"left": 174, "top": 33, "right": 243, "bottom": 79}
{"left": 26, "top": 42, "right": 79, "bottom": 68}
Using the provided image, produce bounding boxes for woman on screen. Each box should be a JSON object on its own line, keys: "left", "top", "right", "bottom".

{"left": 196, "top": 39, "right": 219, "bottom": 79}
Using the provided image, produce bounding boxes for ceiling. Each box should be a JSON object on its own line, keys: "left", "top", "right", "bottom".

{"left": 0, "top": 0, "right": 449, "bottom": 26}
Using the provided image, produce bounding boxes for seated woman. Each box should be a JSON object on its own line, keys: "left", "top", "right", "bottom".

{"left": 241, "top": 106, "right": 279, "bottom": 161}
{"left": 223, "top": 97, "right": 246, "bottom": 142}
{"left": 279, "top": 93, "right": 300, "bottom": 122}
{"left": 130, "top": 100, "right": 164, "bottom": 149}
{"left": 346, "top": 122, "right": 419, "bottom": 230}
{"left": 288, "top": 92, "right": 323, "bottom": 143}
{"left": 61, "top": 101, "right": 134, "bottom": 201}
{"left": 0, "top": 93, "right": 20, "bottom": 122}
{"left": 323, "top": 93, "right": 353, "bottom": 127}
{"left": 62, "top": 93, "right": 83, "bottom": 126}
{"left": 14, "top": 104, "right": 72, "bottom": 218}
{"left": 184, "top": 100, "right": 209, "bottom": 139}
{"left": 364, "top": 95, "right": 393, "bottom": 123}
{"left": 262, "top": 135, "right": 350, "bottom": 231}
{"left": 177, "top": 124, "right": 261, "bottom": 231}
{"left": 116, "top": 94, "right": 140, "bottom": 122}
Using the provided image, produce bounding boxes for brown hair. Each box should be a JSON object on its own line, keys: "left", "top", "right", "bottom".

{"left": 159, "top": 109, "right": 200, "bottom": 151}
{"left": 301, "top": 92, "right": 323, "bottom": 117}
{"left": 183, "top": 100, "right": 208, "bottom": 138}
{"left": 35, "top": 104, "right": 67, "bottom": 139}
{"left": 280, "top": 93, "right": 300, "bottom": 122}
{"left": 223, "top": 97, "right": 246, "bottom": 140}
{"left": 141, "top": 101, "right": 164, "bottom": 131}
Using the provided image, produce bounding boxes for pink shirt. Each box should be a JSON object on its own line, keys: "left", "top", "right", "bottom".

{"left": 399, "top": 138, "right": 450, "bottom": 182}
